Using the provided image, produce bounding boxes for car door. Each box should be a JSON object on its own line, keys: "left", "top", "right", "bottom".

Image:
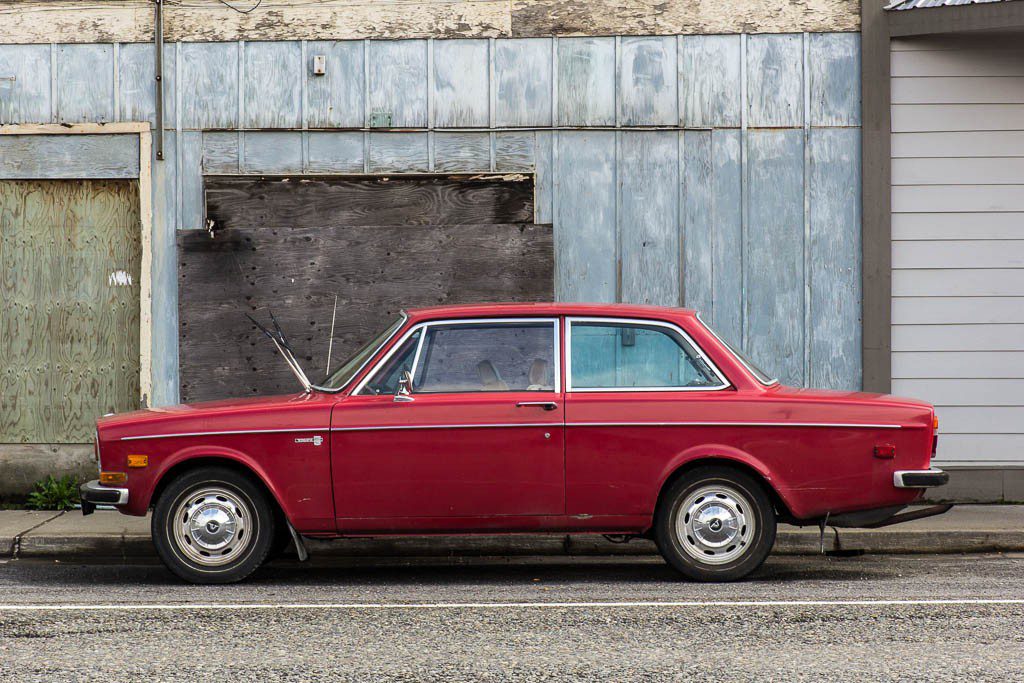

{"left": 563, "top": 317, "right": 734, "bottom": 517}
{"left": 332, "top": 317, "right": 565, "bottom": 530}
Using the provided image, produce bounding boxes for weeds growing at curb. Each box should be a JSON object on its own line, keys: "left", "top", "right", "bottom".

{"left": 26, "top": 475, "right": 80, "bottom": 511}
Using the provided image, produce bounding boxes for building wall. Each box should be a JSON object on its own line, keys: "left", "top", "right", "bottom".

{"left": 0, "top": 0, "right": 861, "bottom": 43}
{"left": 0, "top": 34, "right": 863, "bottom": 412}
{"left": 890, "top": 35, "right": 1024, "bottom": 470}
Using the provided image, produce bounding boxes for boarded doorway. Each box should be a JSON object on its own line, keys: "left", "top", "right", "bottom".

{"left": 0, "top": 179, "right": 141, "bottom": 443}
{"left": 178, "top": 175, "right": 552, "bottom": 402}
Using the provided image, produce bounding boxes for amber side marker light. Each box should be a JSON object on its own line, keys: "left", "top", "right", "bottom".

{"left": 99, "top": 471, "right": 127, "bottom": 485}
{"left": 127, "top": 454, "right": 148, "bottom": 468}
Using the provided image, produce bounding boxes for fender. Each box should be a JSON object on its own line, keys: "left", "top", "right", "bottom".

{"left": 653, "top": 443, "right": 806, "bottom": 519}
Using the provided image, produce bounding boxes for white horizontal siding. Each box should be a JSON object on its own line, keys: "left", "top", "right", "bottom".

{"left": 893, "top": 351, "right": 1024, "bottom": 379}
{"left": 891, "top": 36, "right": 1024, "bottom": 467}
{"left": 892, "top": 297, "right": 1024, "bottom": 324}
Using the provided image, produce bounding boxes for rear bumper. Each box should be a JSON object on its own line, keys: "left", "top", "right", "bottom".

{"left": 893, "top": 468, "right": 949, "bottom": 489}
{"left": 80, "top": 480, "right": 129, "bottom": 515}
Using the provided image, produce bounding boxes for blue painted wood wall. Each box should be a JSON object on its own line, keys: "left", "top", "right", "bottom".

{"left": 0, "top": 33, "right": 861, "bottom": 404}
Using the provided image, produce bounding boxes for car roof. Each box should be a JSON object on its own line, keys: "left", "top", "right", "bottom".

{"left": 404, "top": 302, "right": 697, "bottom": 321}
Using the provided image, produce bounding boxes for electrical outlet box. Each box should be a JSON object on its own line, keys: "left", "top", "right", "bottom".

{"left": 312, "top": 55, "right": 326, "bottom": 76}
{"left": 369, "top": 110, "right": 393, "bottom": 128}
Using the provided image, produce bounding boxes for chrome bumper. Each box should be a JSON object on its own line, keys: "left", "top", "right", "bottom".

{"left": 893, "top": 468, "right": 949, "bottom": 489}
{"left": 80, "top": 479, "right": 129, "bottom": 515}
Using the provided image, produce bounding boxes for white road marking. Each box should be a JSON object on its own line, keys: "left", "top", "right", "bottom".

{"left": 0, "top": 599, "right": 1021, "bottom": 611}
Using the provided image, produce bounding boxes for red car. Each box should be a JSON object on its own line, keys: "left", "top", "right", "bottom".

{"left": 81, "top": 303, "right": 948, "bottom": 583}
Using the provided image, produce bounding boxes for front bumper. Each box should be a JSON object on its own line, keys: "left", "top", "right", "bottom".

{"left": 80, "top": 479, "right": 129, "bottom": 515}
{"left": 893, "top": 468, "right": 949, "bottom": 489}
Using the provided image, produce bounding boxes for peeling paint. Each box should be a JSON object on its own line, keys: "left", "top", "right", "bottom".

{"left": 108, "top": 270, "right": 133, "bottom": 287}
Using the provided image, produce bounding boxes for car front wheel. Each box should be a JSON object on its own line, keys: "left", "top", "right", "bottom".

{"left": 654, "top": 466, "right": 776, "bottom": 582}
{"left": 152, "top": 466, "right": 276, "bottom": 584}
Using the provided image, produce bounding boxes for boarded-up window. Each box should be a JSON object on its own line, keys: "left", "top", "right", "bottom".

{"left": 0, "top": 180, "right": 141, "bottom": 443}
{"left": 179, "top": 175, "right": 552, "bottom": 402}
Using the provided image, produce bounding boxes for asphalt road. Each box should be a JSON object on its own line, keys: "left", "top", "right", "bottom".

{"left": 0, "top": 553, "right": 1022, "bottom": 682}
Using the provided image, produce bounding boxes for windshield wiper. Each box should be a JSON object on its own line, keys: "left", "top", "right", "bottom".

{"left": 247, "top": 310, "right": 314, "bottom": 393}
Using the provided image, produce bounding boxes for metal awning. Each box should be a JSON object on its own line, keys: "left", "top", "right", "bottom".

{"left": 886, "top": 0, "right": 1013, "bottom": 10}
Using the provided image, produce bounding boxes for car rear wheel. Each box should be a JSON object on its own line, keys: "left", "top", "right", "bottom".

{"left": 654, "top": 466, "right": 776, "bottom": 582}
{"left": 152, "top": 467, "right": 276, "bottom": 584}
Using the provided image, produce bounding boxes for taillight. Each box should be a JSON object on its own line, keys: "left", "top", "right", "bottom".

{"left": 932, "top": 414, "right": 939, "bottom": 455}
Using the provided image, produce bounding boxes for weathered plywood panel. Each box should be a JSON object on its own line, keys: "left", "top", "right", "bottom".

{"left": 242, "top": 132, "right": 304, "bottom": 174}
{"left": 808, "top": 128, "right": 860, "bottom": 390}
{"left": 0, "top": 135, "right": 139, "bottom": 179}
{"left": 118, "top": 42, "right": 176, "bottom": 126}
{"left": 893, "top": 297, "right": 1024, "bottom": 325}
{"left": 243, "top": 42, "right": 302, "bottom": 129}
{"left": 433, "top": 132, "right": 491, "bottom": 172}
{"left": 56, "top": 44, "right": 113, "bottom": 124}
{"left": 178, "top": 221, "right": 552, "bottom": 401}
{"left": 367, "top": 41, "right": 428, "bottom": 128}
{"left": 746, "top": 129, "right": 805, "bottom": 385}
{"left": 432, "top": 39, "right": 489, "bottom": 128}
{"left": 495, "top": 131, "right": 535, "bottom": 172}
{"left": 0, "top": 45, "right": 51, "bottom": 124}
{"left": 746, "top": 34, "right": 803, "bottom": 128}
{"left": 893, "top": 213, "right": 1024, "bottom": 241}
{"left": 205, "top": 176, "right": 535, "bottom": 229}
{"left": 617, "top": 36, "right": 677, "bottom": 127}
{"left": 179, "top": 42, "right": 238, "bottom": 129}
{"left": 307, "top": 132, "right": 365, "bottom": 173}
{"left": 494, "top": 38, "right": 552, "bottom": 128}
{"left": 809, "top": 32, "right": 859, "bottom": 127}
{"left": 619, "top": 131, "right": 679, "bottom": 306}
{"left": 557, "top": 38, "right": 615, "bottom": 127}
{"left": 179, "top": 131, "right": 203, "bottom": 230}
{"left": 534, "top": 130, "right": 553, "bottom": 224}
{"left": 368, "top": 132, "right": 429, "bottom": 172}
{"left": 150, "top": 130, "right": 179, "bottom": 407}
{"left": 0, "top": 179, "right": 141, "bottom": 442}
{"left": 682, "top": 131, "right": 713, "bottom": 321}
{"left": 306, "top": 41, "right": 364, "bottom": 128}
{"left": 893, "top": 354, "right": 1024, "bottom": 381}
{"left": 554, "top": 130, "right": 616, "bottom": 302}
{"left": 201, "top": 132, "right": 239, "bottom": 174}
{"left": 679, "top": 35, "right": 741, "bottom": 129}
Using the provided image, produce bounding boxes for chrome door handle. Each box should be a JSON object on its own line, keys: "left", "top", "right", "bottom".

{"left": 516, "top": 401, "right": 558, "bottom": 411}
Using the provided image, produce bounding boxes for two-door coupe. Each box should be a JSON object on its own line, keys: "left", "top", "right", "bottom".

{"left": 81, "top": 303, "right": 948, "bottom": 583}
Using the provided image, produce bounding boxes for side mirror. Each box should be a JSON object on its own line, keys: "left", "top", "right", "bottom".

{"left": 394, "top": 370, "right": 414, "bottom": 402}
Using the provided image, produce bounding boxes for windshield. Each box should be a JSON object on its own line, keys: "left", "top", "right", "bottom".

{"left": 320, "top": 314, "right": 406, "bottom": 390}
{"left": 697, "top": 315, "right": 778, "bottom": 386}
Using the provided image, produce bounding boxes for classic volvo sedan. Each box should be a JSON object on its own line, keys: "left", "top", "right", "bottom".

{"left": 82, "top": 303, "right": 948, "bottom": 583}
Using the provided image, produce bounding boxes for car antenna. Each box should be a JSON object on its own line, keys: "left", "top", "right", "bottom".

{"left": 325, "top": 294, "right": 338, "bottom": 374}
{"left": 246, "top": 310, "right": 313, "bottom": 393}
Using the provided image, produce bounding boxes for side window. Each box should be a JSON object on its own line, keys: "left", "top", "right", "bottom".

{"left": 359, "top": 329, "right": 422, "bottom": 395}
{"left": 569, "top": 321, "right": 725, "bottom": 390}
{"left": 413, "top": 322, "right": 556, "bottom": 393}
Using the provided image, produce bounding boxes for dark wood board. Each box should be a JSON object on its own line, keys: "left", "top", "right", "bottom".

{"left": 205, "top": 176, "right": 535, "bottom": 230}
{"left": 178, "top": 223, "right": 553, "bottom": 402}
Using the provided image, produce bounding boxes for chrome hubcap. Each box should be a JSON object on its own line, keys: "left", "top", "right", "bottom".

{"left": 676, "top": 485, "right": 755, "bottom": 565}
{"left": 172, "top": 486, "right": 252, "bottom": 567}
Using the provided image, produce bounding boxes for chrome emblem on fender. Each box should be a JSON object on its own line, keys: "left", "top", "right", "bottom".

{"left": 295, "top": 435, "right": 324, "bottom": 446}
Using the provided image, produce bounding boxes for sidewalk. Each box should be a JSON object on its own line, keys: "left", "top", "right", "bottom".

{"left": 2, "top": 506, "right": 1023, "bottom": 561}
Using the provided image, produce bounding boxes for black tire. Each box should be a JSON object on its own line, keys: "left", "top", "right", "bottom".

{"left": 654, "top": 465, "right": 776, "bottom": 582}
{"left": 152, "top": 466, "right": 276, "bottom": 584}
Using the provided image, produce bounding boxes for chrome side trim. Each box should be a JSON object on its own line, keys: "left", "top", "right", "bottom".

{"left": 332, "top": 423, "right": 556, "bottom": 432}
{"left": 564, "top": 421, "right": 905, "bottom": 429}
{"left": 120, "top": 427, "right": 328, "bottom": 441}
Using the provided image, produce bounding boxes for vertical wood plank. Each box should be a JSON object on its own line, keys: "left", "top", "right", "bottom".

{"left": 433, "top": 132, "right": 491, "bottom": 171}
{"left": 746, "top": 129, "right": 805, "bottom": 385}
{"left": 118, "top": 42, "right": 176, "bottom": 126}
{"left": 535, "top": 130, "right": 553, "bottom": 224}
{"left": 619, "top": 131, "right": 679, "bottom": 305}
{"left": 179, "top": 42, "right": 238, "bottom": 129}
{"left": 0, "top": 45, "right": 52, "bottom": 124}
{"left": 307, "top": 132, "right": 365, "bottom": 173}
{"left": 682, "top": 130, "right": 713, "bottom": 317}
{"left": 557, "top": 37, "right": 615, "bottom": 127}
{"left": 179, "top": 131, "right": 203, "bottom": 230}
{"left": 242, "top": 131, "right": 303, "bottom": 173}
{"left": 746, "top": 34, "right": 803, "bottom": 128}
{"left": 679, "top": 35, "right": 742, "bottom": 128}
{"left": 305, "top": 40, "right": 364, "bottom": 128}
{"left": 367, "top": 40, "right": 428, "bottom": 128}
{"left": 617, "top": 36, "right": 677, "bottom": 127}
{"left": 809, "top": 32, "right": 861, "bottom": 127}
{"left": 151, "top": 129, "right": 179, "bottom": 406}
{"left": 56, "top": 44, "right": 114, "bottom": 123}
{"left": 555, "top": 130, "right": 616, "bottom": 302}
{"left": 809, "top": 127, "right": 861, "bottom": 390}
{"left": 368, "top": 132, "right": 429, "bottom": 172}
{"left": 494, "top": 38, "right": 552, "bottom": 127}
{"left": 432, "top": 39, "right": 489, "bottom": 128}
{"left": 243, "top": 41, "right": 302, "bottom": 129}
